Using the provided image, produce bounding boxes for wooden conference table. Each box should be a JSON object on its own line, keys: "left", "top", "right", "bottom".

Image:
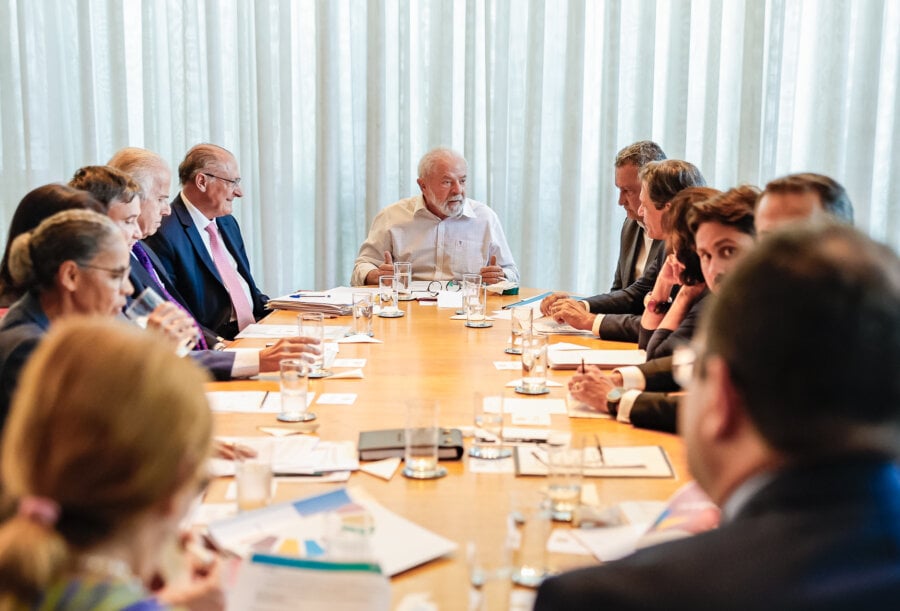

{"left": 207, "top": 288, "right": 688, "bottom": 607}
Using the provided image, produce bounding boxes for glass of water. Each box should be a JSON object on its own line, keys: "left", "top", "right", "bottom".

{"left": 377, "top": 275, "right": 403, "bottom": 318}
{"left": 465, "top": 285, "right": 492, "bottom": 328}
{"left": 403, "top": 400, "right": 447, "bottom": 479}
{"left": 506, "top": 307, "right": 533, "bottom": 355}
{"left": 393, "top": 261, "right": 413, "bottom": 301}
{"left": 469, "top": 393, "right": 511, "bottom": 459}
{"left": 298, "top": 312, "right": 331, "bottom": 378}
{"left": 349, "top": 292, "right": 374, "bottom": 336}
{"left": 124, "top": 287, "right": 198, "bottom": 357}
{"left": 278, "top": 358, "right": 314, "bottom": 422}
{"left": 545, "top": 438, "right": 584, "bottom": 522}
{"left": 517, "top": 333, "right": 548, "bottom": 394}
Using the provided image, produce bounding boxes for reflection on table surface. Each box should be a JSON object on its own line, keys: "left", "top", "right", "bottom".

{"left": 207, "top": 288, "right": 687, "bottom": 608}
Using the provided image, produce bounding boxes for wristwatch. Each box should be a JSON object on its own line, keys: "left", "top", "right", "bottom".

{"left": 646, "top": 298, "right": 671, "bottom": 315}
{"left": 606, "top": 387, "right": 624, "bottom": 418}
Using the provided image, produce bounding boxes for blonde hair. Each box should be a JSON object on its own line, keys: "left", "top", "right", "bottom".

{"left": 0, "top": 318, "right": 212, "bottom": 605}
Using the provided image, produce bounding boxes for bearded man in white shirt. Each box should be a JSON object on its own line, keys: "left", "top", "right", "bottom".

{"left": 351, "top": 148, "right": 519, "bottom": 286}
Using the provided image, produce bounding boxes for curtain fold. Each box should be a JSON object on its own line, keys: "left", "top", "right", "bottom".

{"left": 1, "top": 0, "right": 898, "bottom": 296}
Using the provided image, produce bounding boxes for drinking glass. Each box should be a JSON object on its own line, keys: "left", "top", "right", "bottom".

{"left": 460, "top": 273, "right": 482, "bottom": 315}
{"left": 235, "top": 438, "right": 274, "bottom": 512}
{"left": 403, "top": 400, "right": 447, "bottom": 479}
{"left": 469, "top": 393, "right": 511, "bottom": 459}
{"left": 509, "top": 490, "right": 551, "bottom": 587}
{"left": 517, "top": 333, "right": 548, "bottom": 394}
{"left": 545, "top": 440, "right": 584, "bottom": 522}
{"left": 377, "top": 275, "right": 403, "bottom": 318}
{"left": 278, "top": 359, "right": 314, "bottom": 422}
{"left": 465, "top": 285, "right": 492, "bottom": 328}
{"left": 124, "top": 287, "right": 198, "bottom": 357}
{"left": 298, "top": 313, "right": 331, "bottom": 378}
{"left": 348, "top": 292, "right": 374, "bottom": 337}
{"left": 393, "top": 261, "right": 413, "bottom": 301}
{"left": 467, "top": 527, "right": 512, "bottom": 611}
{"left": 505, "top": 307, "right": 533, "bottom": 355}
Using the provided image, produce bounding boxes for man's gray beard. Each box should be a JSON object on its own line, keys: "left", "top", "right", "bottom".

{"left": 441, "top": 199, "right": 465, "bottom": 218}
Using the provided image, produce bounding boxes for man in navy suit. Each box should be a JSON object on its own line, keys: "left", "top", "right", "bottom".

{"left": 535, "top": 223, "right": 900, "bottom": 610}
{"left": 146, "top": 144, "right": 268, "bottom": 340}
{"left": 115, "top": 146, "right": 317, "bottom": 374}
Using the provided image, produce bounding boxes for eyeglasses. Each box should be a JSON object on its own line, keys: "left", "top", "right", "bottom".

{"left": 672, "top": 344, "right": 699, "bottom": 389}
{"left": 202, "top": 172, "right": 242, "bottom": 189}
{"left": 79, "top": 263, "right": 131, "bottom": 288}
{"left": 425, "top": 280, "right": 462, "bottom": 296}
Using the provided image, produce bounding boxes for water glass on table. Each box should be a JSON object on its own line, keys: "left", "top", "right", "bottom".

{"left": 278, "top": 358, "right": 314, "bottom": 422}
{"left": 545, "top": 439, "right": 584, "bottom": 522}
{"left": 465, "top": 285, "right": 492, "bottom": 328}
{"left": 349, "top": 292, "right": 374, "bottom": 337}
{"left": 460, "top": 273, "right": 482, "bottom": 315}
{"left": 517, "top": 333, "right": 548, "bottom": 395}
{"left": 403, "top": 400, "right": 447, "bottom": 479}
{"left": 506, "top": 306, "right": 533, "bottom": 355}
{"left": 469, "top": 393, "right": 511, "bottom": 459}
{"left": 235, "top": 438, "right": 274, "bottom": 512}
{"left": 124, "top": 287, "right": 198, "bottom": 357}
{"left": 393, "top": 261, "right": 413, "bottom": 301}
{"left": 377, "top": 275, "right": 403, "bottom": 318}
{"left": 298, "top": 312, "right": 331, "bottom": 378}
{"left": 509, "top": 490, "right": 551, "bottom": 587}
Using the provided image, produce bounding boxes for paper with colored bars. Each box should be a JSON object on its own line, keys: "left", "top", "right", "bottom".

{"left": 208, "top": 487, "right": 457, "bottom": 577}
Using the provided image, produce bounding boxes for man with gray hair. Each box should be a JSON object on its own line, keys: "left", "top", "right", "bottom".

{"left": 111, "top": 146, "right": 318, "bottom": 375}
{"left": 351, "top": 147, "right": 518, "bottom": 286}
{"left": 146, "top": 144, "right": 268, "bottom": 340}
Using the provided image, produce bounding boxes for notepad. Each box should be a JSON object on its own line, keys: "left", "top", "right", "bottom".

{"left": 514, "top": 445, "right": 674, "bottom": 478}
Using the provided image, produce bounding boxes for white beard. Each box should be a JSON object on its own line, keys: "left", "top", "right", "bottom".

{"left": 440, "top": 198, "right": 465, "bottom": 218}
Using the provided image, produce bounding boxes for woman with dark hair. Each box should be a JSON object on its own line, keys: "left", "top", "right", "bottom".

{"left": 0, "top": 184, "right": 104, "bottom": 307}
{"left": 639, "top": 186, "right": 720, "bottom": 359}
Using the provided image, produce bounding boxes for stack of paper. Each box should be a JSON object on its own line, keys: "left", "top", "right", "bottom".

{"left": 209, "top": 437, "right": 359, "bottom": 476}
{"left": 267, "top": 287, "right": 363, "bottom": 316}
{"left": 547, "top": 348, "right": 647, "bottom": 369}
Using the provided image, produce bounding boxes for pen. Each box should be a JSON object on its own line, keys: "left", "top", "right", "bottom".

{"left": 594, "top": 433, "right": 605, "bottom": 465}
{"left": 581, "top": 357, "right": 586, "bottom": 373}
{"left": 531, "top": 450, "right": 548, "bottom": 466}
{"left": 291, "top": 293, "right": 331, "bottom": 298}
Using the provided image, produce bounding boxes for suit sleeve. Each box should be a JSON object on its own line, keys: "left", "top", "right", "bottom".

{"left": 638, "top": 356, "right": 677, "bottom": 391}
{"left": 188, "top": 350, "right": 237, "bottom": 382}
{"left": 584, "top": 246, "right": 665, "bottom": 315}
{"left": 597, "top": 313, "right": 641, "bottom": 343}
{"left": 628, "top": 392, "right": 679, "bottom": 433}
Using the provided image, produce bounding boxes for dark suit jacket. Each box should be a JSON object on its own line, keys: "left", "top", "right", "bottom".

{"left": 145, "top": 195, "right": 269, "bottom": 340}
{"left": 0, "top": 292, "right": 48, "bottom": 429}
{"left": 129, "top": 243, "right": 220, "bottom": 350}
{"left": 536, "top": 456, "right": 900, "bottom": 611}
{"left": 590, "top": 241, "right": 667, "bottom": 343}
{"left": 612, "top": 219, "right": 664, "bottom": 291}
{"left": 622, "top": 356, "right": 680, "bottom": 433}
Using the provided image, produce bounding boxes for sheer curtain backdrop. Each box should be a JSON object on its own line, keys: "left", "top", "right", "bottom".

{"left": 1, "top": 0, "right": 898, "bottom": 296}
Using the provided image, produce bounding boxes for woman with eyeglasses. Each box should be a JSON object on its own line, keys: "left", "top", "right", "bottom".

{"left": 0, "top": 317, "right": 222, "bottom": 609}
{"left": 0, "top": 209, "right": 136, "bottom": 429}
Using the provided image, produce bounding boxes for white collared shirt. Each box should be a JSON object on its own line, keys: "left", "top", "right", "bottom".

{"left": 351, "top": 195, "right": 519, "bottom": 285}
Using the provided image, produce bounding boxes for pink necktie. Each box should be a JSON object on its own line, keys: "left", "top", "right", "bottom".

{"left": 204, "top": 222, "right": 255, "bottom": 331}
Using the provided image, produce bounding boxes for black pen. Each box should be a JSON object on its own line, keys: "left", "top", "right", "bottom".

{"left": 581, "top": 357, "right": 586, "bottom": 373}
{"left": 594, "top": 433, "right": 605, "bottom": 465}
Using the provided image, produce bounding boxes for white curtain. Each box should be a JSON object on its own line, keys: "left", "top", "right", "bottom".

{"left": 1, "top": 0, "right": 898, "bottom": 297}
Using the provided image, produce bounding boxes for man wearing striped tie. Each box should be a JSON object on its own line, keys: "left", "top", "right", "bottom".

{"left": 110, "top": 147, "right": 317, "bottom": 378}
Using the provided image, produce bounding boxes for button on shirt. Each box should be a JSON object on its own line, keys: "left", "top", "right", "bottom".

{"left": 351, "top": 195, "right": 519, "bottom": 286}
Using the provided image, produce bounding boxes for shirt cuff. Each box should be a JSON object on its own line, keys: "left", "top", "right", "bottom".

{"left": 591, "top": 314, "right": 604, "bottom": 337}
{"left": 616, "top": 366, "right": 647, "bottom": 390}
{"left": 616, "top": 389, "right": 644, "bottom": 424}
{"left": 581, "top": 300, "right": 591, "bottom": 312}
{"left": 230, "top": 348, "right": 261, "bottom": 378}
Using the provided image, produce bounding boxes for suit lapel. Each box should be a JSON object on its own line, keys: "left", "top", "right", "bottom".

{"left": 172, "top": 197, "right": 224, "bottom": 285}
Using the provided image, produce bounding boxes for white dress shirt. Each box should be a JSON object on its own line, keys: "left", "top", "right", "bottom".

{"left": 351, "top": 195, "right": 519, "bottom": 286}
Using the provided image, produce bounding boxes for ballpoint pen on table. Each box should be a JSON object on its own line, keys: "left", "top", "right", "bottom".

{"left": 594, "top": 433, "right": 605, "bottom": 465}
